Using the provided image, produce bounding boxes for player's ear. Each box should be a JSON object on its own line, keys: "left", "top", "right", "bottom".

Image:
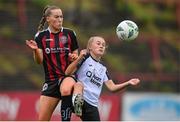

{"left": 46, "top": 16, "right": 50, "bottom": 23}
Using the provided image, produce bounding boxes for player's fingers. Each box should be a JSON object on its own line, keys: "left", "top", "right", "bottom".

{"left": 68, "top": 53, "right": 72, "bottom": 56}
{"left": 134, "top": 79, "right": 140, "bottom": 85}
{"left": 80, "top": 49, "right": 87, "bottom": 56}
{"left": 26, "top": 40, "right": 29, "bottom": 44}
{"left": 31, "top": 40, "right": 36, "bottom": 44}
{"left": 72, "top": 54, "right": 77, "bottom": 59}
{"left": 73, "top": 55, "right": 78, "bottom": 60}
{"left": 26, "top": 40, "right": 32, "bottom": 46}
{"left": 68, "top": 53, "right": 75, "bottom": 61}
{"left": 135, "top": 79, "right": 140, "bottom": 83}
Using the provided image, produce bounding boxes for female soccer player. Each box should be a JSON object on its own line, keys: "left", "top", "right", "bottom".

{"left": 26, "top": 5, "right": 80, "bottom": 121}
{"left": 65, "top": 36, "right": 140, "bottom": 121}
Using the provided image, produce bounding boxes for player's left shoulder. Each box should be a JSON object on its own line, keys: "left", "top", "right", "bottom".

{"left": 99, "top": 62, "right": 107, "bottom": 71}
{"left": 63, "top": 27, "right": 75, "bottom": 33}
{"left": 99, "top": 61, "right": 106, "bottom": 67}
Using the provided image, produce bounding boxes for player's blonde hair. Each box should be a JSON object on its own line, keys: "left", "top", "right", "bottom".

{"left": 37, "top": 5, "right": 61, "bottom": 31}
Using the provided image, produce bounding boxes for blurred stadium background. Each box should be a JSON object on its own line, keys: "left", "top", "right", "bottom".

{"left": 0, "top": 0, "right": 179, "bottom": 121}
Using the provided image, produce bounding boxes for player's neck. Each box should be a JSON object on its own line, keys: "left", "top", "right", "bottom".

{"left": 48, "top": 26, "right": 61, "bottom": 33}
{"left": 90, "top": 52, "right": 101, "bottom": 62}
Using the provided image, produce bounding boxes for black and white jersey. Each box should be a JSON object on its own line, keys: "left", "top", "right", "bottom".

{"left": 76, "top": 54, "right": 110, "bottom": 107}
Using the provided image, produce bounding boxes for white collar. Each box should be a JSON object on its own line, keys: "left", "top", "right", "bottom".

{"left": 47, "top": 27, "right": 63, "bottom": 33}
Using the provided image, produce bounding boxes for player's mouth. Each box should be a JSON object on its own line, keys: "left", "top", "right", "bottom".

{"left": 98, "top": 49, "right": 104, "bottom": 53}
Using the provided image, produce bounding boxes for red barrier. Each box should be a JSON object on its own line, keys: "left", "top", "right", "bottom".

{"left": 0, "top": 91, "right": 120, "bottom": 121}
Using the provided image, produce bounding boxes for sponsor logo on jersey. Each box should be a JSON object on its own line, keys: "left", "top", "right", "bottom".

{"left": 45, "top": 48, "right": 51, "bottom": 54}
{"left": 86, "top": 71, "right": 102, "bottom": 87}
{"left": 45, "top": 47, "right": 70, "bottom": 54}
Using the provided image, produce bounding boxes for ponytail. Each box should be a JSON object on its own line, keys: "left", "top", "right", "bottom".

{"left": 37, "top": 6, "right": 49, "bottom": 31}
{"left": 37, "top": 15, "right": 46, "bottom": 31}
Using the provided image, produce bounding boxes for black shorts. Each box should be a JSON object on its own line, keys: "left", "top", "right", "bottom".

{"left": 41, "top": 76, "right": 77, "bottom": 99}
{"left": 80, "top": 100, "right": 100, "bottom": 121}
{"left": 41, "top": 79, "right": 62, "bottom": 99}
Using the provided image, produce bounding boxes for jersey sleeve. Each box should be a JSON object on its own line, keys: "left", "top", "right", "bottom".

{"left": 103, "top": 69, "right": 111, "bottom": 82}
{"left": 34, "top": 32, "right": 43, "bottom": 49}
{"left": 69, "top": 30, "right": 79, "bottom": 51}
{"left": 77, "top": 54, "right": 89, "bottom": 69}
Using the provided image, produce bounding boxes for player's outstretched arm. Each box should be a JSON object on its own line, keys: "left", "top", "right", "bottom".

{"left": 26, "top": 40, "right": 43, "bottom": 64}
{"left": 105, "top": 78, "right": 140, "bottom": 92}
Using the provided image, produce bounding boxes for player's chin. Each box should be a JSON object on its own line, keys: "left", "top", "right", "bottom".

{"left": 97, "top": 53, "right": 104, "bottom": 57}
{"left": 99, "top": 51, "right": 105, "bottom": 55}
{"left": 56, "top": 24, "right": 62, "bottom": 29}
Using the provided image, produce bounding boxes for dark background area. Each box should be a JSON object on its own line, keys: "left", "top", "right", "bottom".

{"left": 0, "top": 0, "right": 179, "bottom": 93}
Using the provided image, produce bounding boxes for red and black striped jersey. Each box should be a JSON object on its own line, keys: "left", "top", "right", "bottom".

{"left": 34, "top": 27, "right": 79, "bottom": 82}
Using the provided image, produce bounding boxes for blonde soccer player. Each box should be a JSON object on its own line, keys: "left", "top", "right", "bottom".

{"left": 65, "top": 36, "right": 140, "bottom": 121}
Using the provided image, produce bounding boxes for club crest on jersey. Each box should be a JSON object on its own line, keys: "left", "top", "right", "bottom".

{"left": 45, "top": 48, "right": 50, "bottom": 54}
{"left": 59, "top": 36, "right": 68, "bottom": 44}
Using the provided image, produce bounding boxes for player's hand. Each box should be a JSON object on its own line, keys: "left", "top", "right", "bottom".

{"left": 26, "top": 40, "right": 38, "bottom": 50}
{"left": 69, "top": 53, "right": 78, "bottom": 61}
{"left": 79, "top": 49, "right": 87, "bottom": 57}
{"left": 128, "top": 78, "right": 140, "bottom": 86}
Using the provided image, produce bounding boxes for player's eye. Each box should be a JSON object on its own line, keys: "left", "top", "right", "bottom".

{"left": 102, "top": 43, "right": 105, "bottom": 47}
{"left": 96, "top": 42, "right": 100, "bottom": 45}
{"left": 55, "top": 15, "right": 63, "bottom": 19}
{"left": 59, "top": 15, "right": 63, "bottom": 18}
{"left": 96, "top": 41, "right": 101, "bottom": 45}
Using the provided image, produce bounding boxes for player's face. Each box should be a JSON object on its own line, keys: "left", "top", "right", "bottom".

{"left": 90, "top": 37, "right": 106, "bottom": 58}
{"left": 47, "top": 9, "right": 63, "bottom": 32}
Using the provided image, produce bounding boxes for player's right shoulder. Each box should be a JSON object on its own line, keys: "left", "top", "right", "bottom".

{"left": 77, "top": 54, "right": 90, "bottom": 68}
{"left": 35, "top": 29, "right": 48, "bottom": 37}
